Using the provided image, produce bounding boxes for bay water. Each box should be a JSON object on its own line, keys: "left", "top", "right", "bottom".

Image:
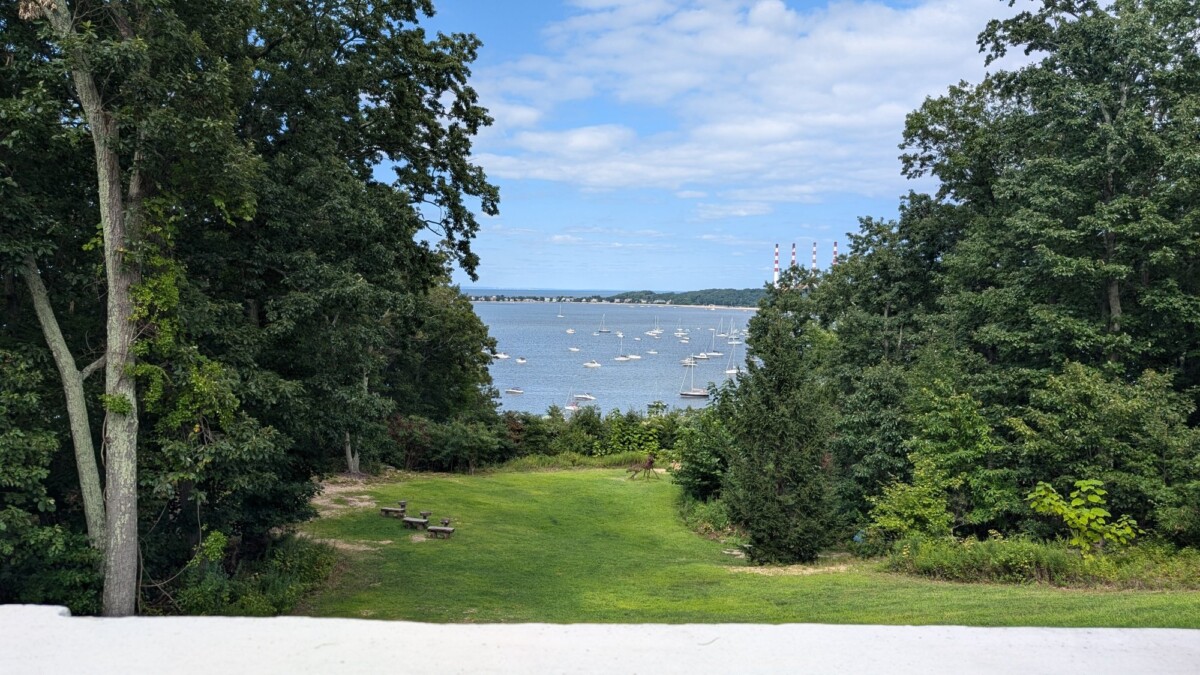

{"left": 474, "top": 301, "right": 756, "bottom": 414}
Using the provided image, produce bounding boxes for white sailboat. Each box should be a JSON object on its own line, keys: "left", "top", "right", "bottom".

{"left": 598, "top": 314, "right": 611, "bottom": 333}
{"left": 679, "top": 364, "right": 709, "bottom": 398}
{"left": 557, "top": 302, "right": 565, "bottom": 318}
{"left": 614, "top": 335, "right": 632, "bottom": 361}
{"left": 705, "top": 329, "right": 723, "bottom": 357}
{"left": 724, "top": 343, "right": 742, "bottom": 375}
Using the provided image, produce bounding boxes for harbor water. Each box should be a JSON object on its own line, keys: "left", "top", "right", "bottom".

{"left": 474, "top": 301, "right": 756, "bottom": 414}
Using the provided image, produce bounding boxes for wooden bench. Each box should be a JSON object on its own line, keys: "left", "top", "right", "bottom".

{"left": 427, "top": 526, "right": 455, "bottom": 539}
{"left": 403, "top": 517, "right": 429, "bottom": 530}
{"left": 380, "top": 507, "right": 405, "bottom": 518}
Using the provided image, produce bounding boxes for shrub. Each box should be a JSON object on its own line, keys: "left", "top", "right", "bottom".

{"left": 677, "top": 495, "right": 737, "bottom": 540}
{"left": 1027, "top": 479, "right": 1139, "bottom": 556}
{"left": 884, "top": 535, "right": 1200, "bottom": 589}
{"left": 175, "top": 532, "right": 336, "bottom": 616}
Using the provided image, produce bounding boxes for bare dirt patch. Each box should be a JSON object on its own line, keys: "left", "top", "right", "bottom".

{"left": 311, "top": 479, "right": 380, "bottom": 517}
{"left": 410, "top": 534, "right": 428, "bottom": 543}
{"left": 728, "top": 563, "right": 850, "bottom": 577}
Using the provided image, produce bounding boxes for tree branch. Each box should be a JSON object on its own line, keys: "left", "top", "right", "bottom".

{"left": 81, "top": 354, "right": 107, "bottom": 380}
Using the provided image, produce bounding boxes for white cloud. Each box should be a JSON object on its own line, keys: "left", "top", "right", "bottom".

{"left": 550, "top": 234, "right": 584, "bottom": 243}
{"left": 695, "top": 202, "right": 773, "bottom": 220}
{"left": 473, "top": 0, "right": 1026, "bottom": 200}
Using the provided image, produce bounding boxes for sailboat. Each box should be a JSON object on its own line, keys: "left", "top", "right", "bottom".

{"left": 724, "top": 343, "right": 742, "bottom": 375}
{"left": 557, "top": 302, "right": 565, "bottom": 318}
{"left": 705, "top": 329, "right": 723, "bottom": 357}
{"left": 679, "top": 364, "right": 709, "bottom": 398}
{"left": 727, "top": 321, "right": 743, "bottom": 345}
{"left": 505, "top": 386, "right": 524, "bottom": 394}
{"left": 613, "top": 335, "right": 630, "bottom": 361}
{"left": 598, "top": 314, "right": 611, "bottom": 333}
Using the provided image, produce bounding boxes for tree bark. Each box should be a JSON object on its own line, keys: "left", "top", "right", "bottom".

{"left": 344, "top": 431, "right": 361, "bottom": 475}
{"left": 19, "top": 257, "right": 107, "bottom": 553}
{"left": 38, "top": 0, "right": 142, "bottom": 617}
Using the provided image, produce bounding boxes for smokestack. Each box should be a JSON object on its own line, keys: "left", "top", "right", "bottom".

{"left": 773, "top": 244, "right": 780, "bottom": 285}
{"left": 832, "top": 241, "right": 839, "bottom": 267}
{"left": 790, "top": 243, "right": 797, "bottom": 268}
{"left": 811, "top": 241, "right": 817, "bottom": 272}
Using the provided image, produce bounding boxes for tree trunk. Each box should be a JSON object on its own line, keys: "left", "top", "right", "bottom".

{"left": 344, "top": 431, "right": 361, "bottom": 475}
{"left": 38, "top": 1, "right": 142, "bottom": 617}
{"left": 19, "top": 258, "right": 107, "bottom": 552}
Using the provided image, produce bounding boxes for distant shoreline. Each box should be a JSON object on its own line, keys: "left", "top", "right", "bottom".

{"left": 470, "top": 299, "right": 759, "bottom": 311}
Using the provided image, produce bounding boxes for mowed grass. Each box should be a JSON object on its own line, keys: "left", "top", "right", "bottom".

{"left": 297, "top": 469, "right": 1200, "bottom": 626}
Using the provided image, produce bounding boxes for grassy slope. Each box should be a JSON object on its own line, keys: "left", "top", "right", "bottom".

{"left": 298, "top": 470, "right": 1200, "bottom": 626}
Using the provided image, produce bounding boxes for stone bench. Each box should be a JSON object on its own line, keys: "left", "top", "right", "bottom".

{"left": 380, "top": 507, "right": 405, "bottom": 518}
{"left": 426, "top": 526, "right": 455, "bottom": 539}
{"left": 403, "top": 517, "right": 429, "bottom": 530}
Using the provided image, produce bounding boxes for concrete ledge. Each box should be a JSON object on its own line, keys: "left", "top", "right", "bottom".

{"left": 3, "top": 604, "right": 1199, "bottom": 674}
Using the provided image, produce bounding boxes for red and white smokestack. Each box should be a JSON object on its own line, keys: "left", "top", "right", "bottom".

{"left": 832, "top": 241, "right": 839, "bottom": 267}
{"left": 811, "top": 242, "right": 817, "bottom": 272}
{"left": 790, "top": 243, "right": 797, "bottom": 268}
{"left": 773, "top": 244, "right": 780, "bottom": 285}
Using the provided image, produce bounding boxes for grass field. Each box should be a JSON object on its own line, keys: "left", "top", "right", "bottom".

{"left": 296, "top": 469, "right": 1200, "bottom": 627}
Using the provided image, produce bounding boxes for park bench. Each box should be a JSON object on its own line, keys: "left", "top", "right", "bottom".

{"left": 427, "top": 526, "right": 455, "bottom": 539}
{"left": 380, "top": 507, "right": 405, "bottom": 518}
{"left": 403, "top": 517, "right": 429, "bottom": 530}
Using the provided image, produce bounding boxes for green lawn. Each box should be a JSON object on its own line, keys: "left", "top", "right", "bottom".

{"left": 297, "top": 469, "right": 1200, "bottom": 626}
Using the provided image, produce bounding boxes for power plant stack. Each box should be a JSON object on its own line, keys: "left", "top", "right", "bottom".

{"left": 811, "top": 242, "right": 817, "bottom": 272}
{"left": 833, "top": 241, "right": 838, "bottom": 266}
{"left": 790, "top": 243, "right": 797, "bottom": 269}
{"left": 773, "top": 244, "right": 780, "bottom": 285}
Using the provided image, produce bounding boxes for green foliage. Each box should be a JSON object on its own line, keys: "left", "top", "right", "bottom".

{"left": 1009, "top": 363, "right": 1200, "bottom": 543}
{"left": 885, "top": 535, "right": 1099, "bottom": 586}
{"left": 671, "top": 405, "right": 730, "bottom": 502}
{"left": 1027, "top": 480, "right": 1139, "bottom": 556}
{"left": 175, "top": 533, "right": 336, "bottom": 616}
{"left": 0, "top": 351, "right": 101, "bottom": 614}
{"left": 868, "top": 460, "right": 955, "bottom": 541}
{"left": 721, "top": 283, "right": 837, "bottom": 564}
{"left": 594, "top": 410, "right": 660, "bottom": 457}
{"left": 676, "top": 495, "right": 737, "bottom": 540}
{"left": 886, "top": 535, "right": 1200, "bottom": 590}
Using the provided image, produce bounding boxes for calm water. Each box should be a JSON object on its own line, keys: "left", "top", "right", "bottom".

{"left": 474, "top": 301, "right": 756, "bottom": 414}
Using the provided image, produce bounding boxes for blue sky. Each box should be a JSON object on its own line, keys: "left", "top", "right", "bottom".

{"left": 415, "top": 0, "right": 1019, "bottom": 291}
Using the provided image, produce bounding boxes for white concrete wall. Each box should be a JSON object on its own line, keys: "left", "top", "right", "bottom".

{"left": 2, "top": 604, "right": 1199, "bottom": 674}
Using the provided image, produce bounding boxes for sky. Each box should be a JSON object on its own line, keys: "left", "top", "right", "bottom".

{"left": 412, "top": 0, "right": 1021, "bottom": 291}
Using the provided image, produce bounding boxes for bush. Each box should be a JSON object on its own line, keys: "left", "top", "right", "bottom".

{"left": 884, "top": 535, "right": 1200, "bottom": 589}
{"left": 174, "top": 533, "right": 336, "bottom": 616}
{"left": 677, "top": 495, "right": 738, "bottom": 540}
{"left": 496, "top": 450, "right": 647, "bottom": 472}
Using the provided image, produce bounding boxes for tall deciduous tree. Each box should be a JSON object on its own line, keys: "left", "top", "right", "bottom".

{"left": 8, "top": 0, "right": 498, "bottom": 614}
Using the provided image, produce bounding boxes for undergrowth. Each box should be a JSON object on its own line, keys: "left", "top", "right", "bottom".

{"left": 172, "top": 534, "right": 337, "bottom": 616}
{"left": 885, "top": 535, "right": 1200, "bottom": 589}
{"left": 496, "top": 449, "right": 649, "bottom": 472}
